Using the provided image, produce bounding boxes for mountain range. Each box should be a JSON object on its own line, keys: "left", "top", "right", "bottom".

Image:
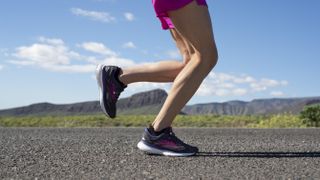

{"left": 0, "top": 89, "right": 319, "bottom": 116}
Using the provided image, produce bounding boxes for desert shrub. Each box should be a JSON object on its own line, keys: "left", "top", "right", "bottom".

{"left": 250, "top": 114, "right": 305, "bottom": 128}
{"left": 300, "top": 104, "right": 320, "bottom": 127}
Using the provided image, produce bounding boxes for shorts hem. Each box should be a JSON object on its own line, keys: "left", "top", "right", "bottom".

{"left": 154, "top": 0, "right": 208, "bottom": 30}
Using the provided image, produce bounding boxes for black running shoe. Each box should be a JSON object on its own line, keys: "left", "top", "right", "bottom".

{"left": 96, "top": 64, "right": 127, "bottom": 118}
{"left": 137, "top": 126, "right": 198, "bottom": 157}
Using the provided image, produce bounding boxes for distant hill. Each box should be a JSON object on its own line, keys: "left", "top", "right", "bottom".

{"left": 117, "top": 88, "right": 168, "bottom": 115}
{"left": 0, "top": 89, "right": 168, "bottom": 117}
{"left": 0, "top": 88, "right": 319, "bottom": 116}
{"left": 182, "top": 97, "right": 320, "bottom": 115}
{"left": 0, "top": 101, "right": 101, "bottom": 117}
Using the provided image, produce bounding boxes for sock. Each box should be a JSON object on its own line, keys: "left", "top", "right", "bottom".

{"left": 148, "top": 124, "right": 166, "bottom": 136}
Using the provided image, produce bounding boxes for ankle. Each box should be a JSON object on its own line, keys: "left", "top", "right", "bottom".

{"left": 118, "top": 69, "right": 128, "bottom": 86}
{"left": 148, "top": 124, "right": 166, "bottom": 136}
{"left": 150, "top": 123, "right": 170, "bottom": 133}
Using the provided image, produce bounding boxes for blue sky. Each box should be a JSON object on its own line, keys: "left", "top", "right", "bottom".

{"left": 0, "top": 0, "right": 320, "bottom": 109}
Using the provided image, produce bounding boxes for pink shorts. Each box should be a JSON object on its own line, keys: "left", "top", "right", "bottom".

{"left": 152, "top": 0, "right": 208, "bottom": 30}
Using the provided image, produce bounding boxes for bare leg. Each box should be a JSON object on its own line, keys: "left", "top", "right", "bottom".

{"left": 151, "top": 0, "right": 219, "bottom": 131}
{"left": 118, "top": 28, "right": 192, "bottom": 85}
{"left": 118, "top": 60, "right": 184, "bottom": 85}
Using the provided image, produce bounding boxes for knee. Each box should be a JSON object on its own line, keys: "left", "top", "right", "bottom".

{"left": 176, "top": 60, "right": 187, "bottom": 73}
{"left": 175, "top": 50, "right": 191, "bottom": 71}
{"left": 182, "top": 52, "right": 192, "bottom": 66}
{"left": 181, "top": 49, "right": 193, "bottom": 66}
{"left": 194, "top": 46, "right": 218, "bottom": 70}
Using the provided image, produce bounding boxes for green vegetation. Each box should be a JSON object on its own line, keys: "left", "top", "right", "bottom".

{"left": 300, "top": 104, "right": 320, "bottom": 127}
{"left": 0, "top": 114, "right": 309, "bottom": 128}
{"left": 247, "top": 114, "right": 306, "bottom": 128}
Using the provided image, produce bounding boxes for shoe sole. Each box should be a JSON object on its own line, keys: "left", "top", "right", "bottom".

{"left": 96, "top": 64, "right": 109, "bottom": 117}
{"left": 137, "top": 141, "right": 196, "bottom": 157}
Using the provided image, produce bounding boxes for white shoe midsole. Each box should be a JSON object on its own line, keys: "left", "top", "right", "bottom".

{"left": 96, "top": 64, "right": 107, "bottom": 115}
{"left": 137, "top": 141, "right": 195, "bottom": 157}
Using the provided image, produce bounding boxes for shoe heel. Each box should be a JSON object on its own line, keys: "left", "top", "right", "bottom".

{"left": 137, "top": 141, "right": 163, "bottom": 155}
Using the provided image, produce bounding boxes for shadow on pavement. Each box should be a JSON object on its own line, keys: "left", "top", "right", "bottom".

{"left": 196, "top": 151, "right": 320, "bottom": 158}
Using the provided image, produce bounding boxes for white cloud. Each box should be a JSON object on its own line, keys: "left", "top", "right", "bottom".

{"left": 13, "top": 40, "right": 71, "bottom": 66}
{"left": 166, "top": 50, "right": 181, "bottom": 59}
{"left": 39, "top": 37, "right": 64, "bottom": 45}
{"left": 215, "top": 89, "right": 230, "bottom": 97}
{"left": 270, "top": 91, "right": 285, "bottom": 97}
{"left": 280, "top": 80, "right": 288, "bottom": 86}
{"left": 99, "top": 56, "right": 137, "bottom": 68}
{"left": 71, "top": 8, "right": 115, "bottom": 23}
{"left": 6, "top": 37, "right": 289, "bottom": 99}
{"left": 122, "top": 42, "right": 136, "bottom": 49}
{"left": 41, "top": 64, "right": 96, "bottom": 73}
{"left": 7, "top": 37, "right": 136, "bottom": 73}
{"left": 0, "top": 65, "right": 3, "bottom": 71}
{"left": 232, "top": 88, "right": 248, "bottom": 96}
{"left": 124, "top": 12, "right": 135, "bottom": 21}
{"left": 80, "top": 42, "right": 118, "bottom": 56}
{"left": 195, "top": 72, "right": 288, "bottom": 97}
{"left": 250, "top": 78, "right": 288, "bottom": 92}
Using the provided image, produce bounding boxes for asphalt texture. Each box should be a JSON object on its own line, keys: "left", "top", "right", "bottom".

{"left": 1, "top": 127, "right": 320, "bottom": 179}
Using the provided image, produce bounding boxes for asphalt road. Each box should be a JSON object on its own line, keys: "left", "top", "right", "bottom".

{"left": 1, "top": 127, "right": 320, "bottom": 179}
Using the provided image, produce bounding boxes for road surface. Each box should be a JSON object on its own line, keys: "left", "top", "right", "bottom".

{"left": 1, "top": 127, "right": 320, "bottom": 179}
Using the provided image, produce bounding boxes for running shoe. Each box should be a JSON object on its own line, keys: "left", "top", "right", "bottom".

{"left": 137, "top": 126, "right": 199, "bottom": 157}
{"left": 96, "top": 64, "right": 127, "bottom": 118}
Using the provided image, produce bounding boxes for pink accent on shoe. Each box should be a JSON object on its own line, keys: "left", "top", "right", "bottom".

{"left": 155, "top": 140, "right": 185, "bottom": 151}
{"left": 109, "top": 82, "right": 116, "bottom": 101}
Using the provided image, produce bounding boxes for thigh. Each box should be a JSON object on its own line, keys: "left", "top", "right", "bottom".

{"left": 168, "top": 0, "right": 217, "bottom": 55}
{"left": 170, "top": 29, "right": 194, "bottom": 64}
